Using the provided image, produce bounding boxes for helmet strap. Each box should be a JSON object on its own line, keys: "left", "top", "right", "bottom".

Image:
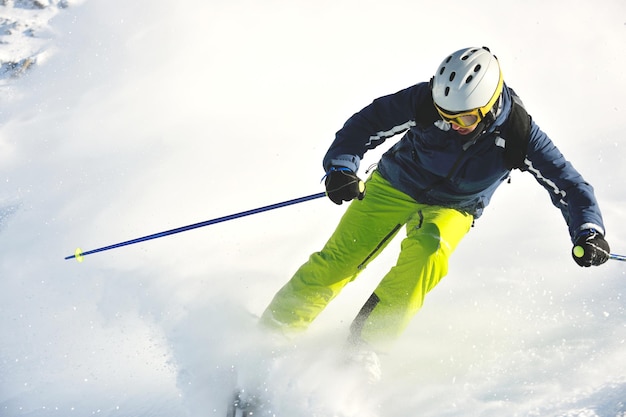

{"left": 479, "top": 94, "right": 502, "bottom": 129}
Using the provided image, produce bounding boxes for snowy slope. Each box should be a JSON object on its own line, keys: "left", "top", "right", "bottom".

{"left": 1, "top": 1, "right": 625, "bottom": 416}
{"left": 0, "top": 1, "right": 74, "bottom": 82}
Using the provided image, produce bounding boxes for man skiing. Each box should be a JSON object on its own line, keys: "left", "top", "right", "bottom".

{"left": 259, "top": 47, "right": 610, "bottom": 380}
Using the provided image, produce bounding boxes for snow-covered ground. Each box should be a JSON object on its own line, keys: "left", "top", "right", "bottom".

{"left": 1, "top": 1, "right": 625, "bottom": 416}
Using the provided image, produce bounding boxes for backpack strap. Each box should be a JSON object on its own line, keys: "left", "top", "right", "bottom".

{"left": 500, "top": 93, "right": 532, "bottom": 170}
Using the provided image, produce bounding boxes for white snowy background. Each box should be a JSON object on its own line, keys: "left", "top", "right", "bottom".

{"left": 1, "top": 1, "right": 625, "bottom": 416}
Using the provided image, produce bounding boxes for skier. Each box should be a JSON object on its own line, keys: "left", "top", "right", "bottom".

{"left": 259, "top": 47, "right": 610, "bottom": 381}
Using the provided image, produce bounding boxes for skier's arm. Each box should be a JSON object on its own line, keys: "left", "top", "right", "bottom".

{"left": 322, "top": 82, "right": 433, "bottom": 173}
{"left": 523, "top": 121, "right": 606, "bottom": 242}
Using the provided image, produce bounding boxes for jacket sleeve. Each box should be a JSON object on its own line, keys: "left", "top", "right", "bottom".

{"left": 322, "top": 82, "right": 433, "bottom": 173}
{"left": 523, "top": 121, "right": 606, "bottom": 241}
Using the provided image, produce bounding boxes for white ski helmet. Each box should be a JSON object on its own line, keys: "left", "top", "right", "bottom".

{"left": 431, "top": 46, "right": 503, "bottom": 113}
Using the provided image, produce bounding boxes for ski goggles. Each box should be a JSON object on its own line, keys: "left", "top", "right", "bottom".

{"left": 435, "top": 107, "right": 483, "bottom": 128}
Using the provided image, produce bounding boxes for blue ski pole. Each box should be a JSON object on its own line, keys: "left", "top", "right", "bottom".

{"left": 65, "top": 192, "right": 326, "bottom": 262}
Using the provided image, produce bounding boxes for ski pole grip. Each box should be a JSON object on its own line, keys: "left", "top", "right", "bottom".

{"left": 573, "top": 245, "right": 585, "bottom": 258}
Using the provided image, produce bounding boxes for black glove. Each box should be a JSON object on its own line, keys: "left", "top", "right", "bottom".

{"left": 324, "top": 167, "right": 365, "bottom": 205}
{"left": 572, "top": 229, "right": 610, "bottom": 267}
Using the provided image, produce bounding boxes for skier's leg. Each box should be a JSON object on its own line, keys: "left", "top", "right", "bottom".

{"left": 350, "top": 205, "right": 473, "bottom": 351}
{"left": 259, "top": 171, "right": 417, "bottom": 334}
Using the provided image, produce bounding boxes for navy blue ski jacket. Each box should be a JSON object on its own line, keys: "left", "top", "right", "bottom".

{"left": 323, "top": 82, "right": 605, "bottom": 242}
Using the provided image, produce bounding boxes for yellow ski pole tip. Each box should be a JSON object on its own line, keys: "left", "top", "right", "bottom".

{"left": 74, "top": 248, "right": 84, "bottom": 263}
{"left": 573, "top": 246, "right": 584, "bottom": 258}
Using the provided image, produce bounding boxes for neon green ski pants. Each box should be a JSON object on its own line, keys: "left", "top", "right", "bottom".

{"left": 260, "top": 170, "right": 473, "bottom": 350}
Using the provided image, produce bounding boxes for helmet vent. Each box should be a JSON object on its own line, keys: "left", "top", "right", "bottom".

{"left": 461, "top": 49, "right": 479, "bottom": 61}
{"left": 449, "top": 72, "right": 456, "bottom": 82}
{"left": 465, "top": 64, "right": 482, "bottom": 83}
{"left": 439, "top": 67, "right": 446, "bottom": 75}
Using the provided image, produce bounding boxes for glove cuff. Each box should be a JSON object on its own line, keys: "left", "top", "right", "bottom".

{"left": 574, "top": 228, "right": 603, "bottom": 243}
{"left": 573, "top": 224, "right": 605, "bottom": 242}
{"left": 321, "top": 166, "right": 353, "bottom": 182}
{"left": 324, "top": 154, "right": 360, "bottom": 173}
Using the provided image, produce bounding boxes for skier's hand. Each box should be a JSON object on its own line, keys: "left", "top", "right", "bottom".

{"left": 324, "top": 167, "right": 365, "bottom": 205}
{"left": 572, "top": 229, "right": 610, "bottom": 267}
